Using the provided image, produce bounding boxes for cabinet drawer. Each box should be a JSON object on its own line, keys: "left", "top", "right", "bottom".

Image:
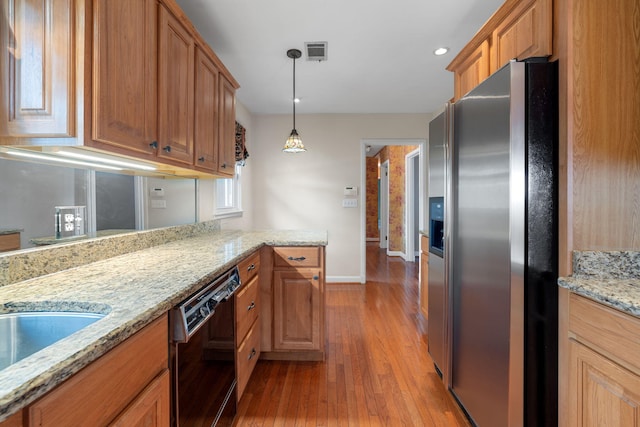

{"left": 236, "top": 275, "right": 259, "bottom": 343}
{"left": 238, "top": 250, "right": 260, "bottom": 284}
{"left": 569, "top": 293, "right": 640, "bottom": 373}
{"left": 236, "top": 321, "right": 260, "bottom": 400}
{"left": 273, "top": 247, "right": 320, "bottom": 268}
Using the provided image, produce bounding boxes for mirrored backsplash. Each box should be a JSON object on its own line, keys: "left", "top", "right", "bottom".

{"left": 0, "top": 158, "right": 198, "bottom": 253}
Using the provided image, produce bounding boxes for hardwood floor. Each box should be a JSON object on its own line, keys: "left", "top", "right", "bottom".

{"left": 235, "top": 243, "right": 470, "bottom": 426}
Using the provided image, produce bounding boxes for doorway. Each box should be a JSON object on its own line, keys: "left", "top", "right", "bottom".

{"left": 360, "top": 139, "right": 427, "bottom": 284}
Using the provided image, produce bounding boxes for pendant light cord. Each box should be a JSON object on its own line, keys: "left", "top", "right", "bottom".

{"left": 292, "top": 55, "right": 296, "bottom": 130}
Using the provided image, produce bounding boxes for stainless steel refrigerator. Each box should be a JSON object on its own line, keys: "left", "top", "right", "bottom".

{"left": 427, "top": 105, "right": 450, "bottom": 379}
{"left": 440, "top": 60, "right": 558, "bottom": 427}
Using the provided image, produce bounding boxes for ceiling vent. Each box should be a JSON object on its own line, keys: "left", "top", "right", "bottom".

{"left": 305, "top": 42, "right": 328, "bottom": 61}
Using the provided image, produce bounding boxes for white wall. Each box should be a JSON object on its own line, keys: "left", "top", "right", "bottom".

{"left": 250, "top": 113, "right": 429, "bottom": 281}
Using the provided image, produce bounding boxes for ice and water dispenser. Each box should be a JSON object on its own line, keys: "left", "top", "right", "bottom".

{"left": 429, "top": 197, "right": 444, "bottom": 257}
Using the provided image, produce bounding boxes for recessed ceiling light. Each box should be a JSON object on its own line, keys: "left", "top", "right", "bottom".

{"left": 434, "top": 47, "right": 449, "bottom": 56}
{"left": 294, "top": 98, "right": 300, "bottom": 103}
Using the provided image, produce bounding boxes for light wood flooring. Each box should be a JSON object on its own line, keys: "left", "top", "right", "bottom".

{"left": 235, "top": 243, "right": 470, "bottom": 426}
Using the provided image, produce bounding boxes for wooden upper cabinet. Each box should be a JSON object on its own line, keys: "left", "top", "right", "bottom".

{"left": 158, "top": 5, "right": 194, "bottom": 166}
{"left": 91, "top": 0, "right": 158, "bottom": 157}
{"left": 450, "top": 39, "right": 490, "bottom": 100}
{"left": 217, "top": 74, "right": 236, "bottom": 177}
{"left": 193, "top": 47, "right": 220, "bottom": 172}
{"left": 491, "top": 0, "right": 552, "bottom": 70}
{"left": 447, "top": 0, "right": 553, "bottom": 100}
{"left": 0, "top": 0, "right": 74, "bottom": 137}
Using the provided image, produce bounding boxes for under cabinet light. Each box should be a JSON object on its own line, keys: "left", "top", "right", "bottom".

{"left": 6, "top": 150, "right": 123, "bottom": 171}
{"left": 58, "top": 150, "right": 157, "bottom": 171}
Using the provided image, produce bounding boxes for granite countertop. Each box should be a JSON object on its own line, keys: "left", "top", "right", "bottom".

{"left": 558, "top": 251, "right": 640, "bottom": 317}
{"left": 0, "top": 229, "right": 327, "bottom": 421}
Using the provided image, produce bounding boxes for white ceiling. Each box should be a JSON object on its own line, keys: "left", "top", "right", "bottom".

{"left": 175, "top": 0, "right": 504, "bottom": 115}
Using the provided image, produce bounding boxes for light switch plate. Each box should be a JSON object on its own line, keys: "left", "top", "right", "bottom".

{"left": 151, "top": 199, "right": 167, "bottom": 209}
{"left": 342, "top": 199, "right": 358, "bottom": 208}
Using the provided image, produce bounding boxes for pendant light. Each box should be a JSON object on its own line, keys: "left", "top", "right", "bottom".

{"left": 283, "top": 48, "right": 306, "bottom": 153}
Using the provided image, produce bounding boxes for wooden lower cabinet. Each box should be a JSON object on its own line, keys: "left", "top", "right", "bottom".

{"left": 109, "top": 370, "right": 170, "bottom": 427}
{"left": 569, "top": 341, "right": 640, "bottom": 426}
{"left": 273, "top": 269, "right": 322, "bottom": 352}
{"left": 26, "top": 314, "right": 169, "bottom": 427}
{"left": 264, "top": 246, "right": 325, "bottom": 361}
{"left": 561, "top": 289, "right": 640, "bottom": 426}
{"left": 419, "top": 235, "right": 429, "bottom": 318}
{"left": 0, "top": 233, "right": 20, "bottom": 252}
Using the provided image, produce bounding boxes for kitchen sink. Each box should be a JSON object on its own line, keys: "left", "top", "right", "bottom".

{"left": 0, "top": 312, "right": 106, "bottom": 371}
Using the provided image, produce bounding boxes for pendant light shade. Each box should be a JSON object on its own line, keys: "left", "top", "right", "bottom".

{"left": 283, "top": 49, "right": 306, "bottom": 153}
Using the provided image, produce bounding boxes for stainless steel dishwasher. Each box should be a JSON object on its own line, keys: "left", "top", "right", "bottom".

{"left": 170, "top": 266, "right": 241, "bottom": 427}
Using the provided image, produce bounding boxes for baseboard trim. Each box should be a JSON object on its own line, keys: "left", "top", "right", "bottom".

{"left": 387, "top": 251, "right": 405, "bottom": 258}
{"left": 326, "top": 276, "right": 361, "bottom": 283}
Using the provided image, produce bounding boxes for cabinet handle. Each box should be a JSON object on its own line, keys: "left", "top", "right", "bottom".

{"left": 198, "top": 156, "right": 205, "bottom": 162}
{"left": 221, "top": 163, "right": 227, "bottom": 169}
{"left": 163, "top": 145, "right": 172, "bottom": 153}
{"left": 149, "top": 141, "right": 158, "bottom": 149}
{"left": 287, "top": 256, "right": 306, "bottom": 262}
{"left": 248, "top": 348, "right": 257, "bottom": 360}
{"left": 247, "top": 264, "right": 255, "bottom": 271}
{"left": 247, "top": 301, "right": 255, "bottom": 311}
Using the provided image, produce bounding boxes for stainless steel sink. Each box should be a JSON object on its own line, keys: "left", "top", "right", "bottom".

{"left": 0, "top": 312, "right": 106, "bottom": 371}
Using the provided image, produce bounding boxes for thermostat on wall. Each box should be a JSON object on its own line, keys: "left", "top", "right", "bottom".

{"left": 344, "top": 186, "right": 358, "bottom": 197}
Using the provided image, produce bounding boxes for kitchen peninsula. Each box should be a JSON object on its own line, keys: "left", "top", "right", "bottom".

{"left": 0, "top": 223, "right": 327, "bottom": 424}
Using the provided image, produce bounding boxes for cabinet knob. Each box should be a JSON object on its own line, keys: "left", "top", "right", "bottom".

{"left": 221, "top": 163, "right": 227, "bottom": 169}
{"left": 247, "top": 264, "right": 255, "bottom": 271}
{"left": 149, "top": 141, "right": 158, "bottom": 149}
{"left": 163, "top": 145, "right": 171, "bottom": 153}
{"left": 198, "top": 156, "right": 205, "bottom": 162}
{"left": 248, "top": 348, "right": 257, "bottom": 360}
{"left": 247, "top": 301, "right": 255, "bottom": 311}
{"left": 313, "top": 275, "right": 319, "bottom": 280}
{"left": 287, "top": 256, "right": 306, "bottom": 262}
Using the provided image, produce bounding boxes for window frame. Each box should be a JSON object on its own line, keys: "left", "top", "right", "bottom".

{"left": 214, "top": 163, "right": 243, "bottom": 219}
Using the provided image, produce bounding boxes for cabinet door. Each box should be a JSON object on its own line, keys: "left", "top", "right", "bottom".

{"left": 0, "top": 0, "right": 74, "bottom": 137}
{"left": 109, "top": 370, "right": 170, "bottom": 427}
{"left": 193, "top": 47, "right": 219, "bottom": 172}
{"left": 92, "top": 0, "right": 158, "bottom": 156}
{"left": 273, "top": 269, "right": 322, "bottom": 351}
{"left": 217, "top": 74, "right": 236, "bottom": 176}
{"left": 492, "top": 0, "right": 552, "bottom": 70}
{"left": 452, "top": 39, "right": 490, "bottom": 100}
{"left": 569, "top": 341, "right": 640, "bottom": 426}
{"left": 158, "top": 6, "right": 194, "bottom": 165}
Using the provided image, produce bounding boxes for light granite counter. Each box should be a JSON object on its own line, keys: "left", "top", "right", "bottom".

{"left": 558, "top": 251, "right": 640, "bottom": 317}
{"left": 0, "top": 228, "right": 327, "bottom": 421}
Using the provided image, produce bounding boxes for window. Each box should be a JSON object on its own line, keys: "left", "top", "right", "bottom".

{"left": 214, "top": 163, "right": 242, "bottom": 218}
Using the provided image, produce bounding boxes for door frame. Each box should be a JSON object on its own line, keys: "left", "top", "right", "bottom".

{"left": 405, "top": 148, "right": 420, "bottom": 262}
{"left": 360, "top": 138, "right": 427, "bottom": 284}
{"left": 379, "top": 160, "right": 389, "bottom": 251}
